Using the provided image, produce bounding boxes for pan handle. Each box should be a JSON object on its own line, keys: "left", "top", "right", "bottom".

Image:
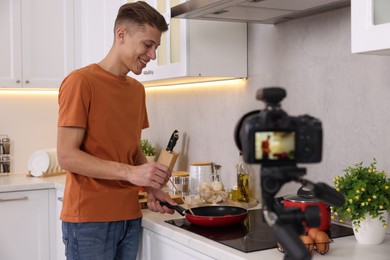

{"left": 160, "top": 202, "right": 187, "bottom": 216}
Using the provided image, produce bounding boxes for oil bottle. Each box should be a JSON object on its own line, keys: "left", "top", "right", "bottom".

{"left": 236, "top": 153, "right": 250, "bottom": 202}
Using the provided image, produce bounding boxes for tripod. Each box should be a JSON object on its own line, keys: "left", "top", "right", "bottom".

{"left": 260, "top": 165, "right": 344, "bottom": 260}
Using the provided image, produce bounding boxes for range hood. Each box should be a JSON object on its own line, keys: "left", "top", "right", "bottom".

{"left": 171, "top": 0, "right": 350, "bottom": 24}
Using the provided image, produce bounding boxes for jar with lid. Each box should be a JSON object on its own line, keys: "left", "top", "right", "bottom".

{"left": 2, "top": 137, "right": 10, "bottom": 154}
{"left": 2, "top": 156, "right": 10, "bottom": 173}
{"left": 0, "top": 156, "right": 10, "bottom": 176}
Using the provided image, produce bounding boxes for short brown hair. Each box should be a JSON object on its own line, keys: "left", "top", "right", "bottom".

{"left": 115, "top": 1, "right": 168, "bottom": 32}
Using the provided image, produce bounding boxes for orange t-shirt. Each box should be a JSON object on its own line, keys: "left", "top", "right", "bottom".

{"left": 58, "top": 64, "right": 149, "bottom": 222}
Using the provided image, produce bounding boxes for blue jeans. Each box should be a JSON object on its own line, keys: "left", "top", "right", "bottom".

{"left": 62, "top": 218, "right": 142, "bottom": 260}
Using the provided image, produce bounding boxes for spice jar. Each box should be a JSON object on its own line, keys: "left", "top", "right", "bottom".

{"left": 2, "top": 137, "right": 10, "bottom": 154}
{"left": 1, "top": 156, "right": 10, "bottom": 175}
{"left": 2, "top": 156, "right": 10, "bottom": 173}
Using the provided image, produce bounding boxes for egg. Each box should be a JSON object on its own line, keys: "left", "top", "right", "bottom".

{"left": 314, "top": 231, "right": 330, "bottom": 254}
{"left": 307, "top": 228, "right": 320, "bottom": 241}
{"left": 300, "top": 235, "right": 314, "bottom": 252}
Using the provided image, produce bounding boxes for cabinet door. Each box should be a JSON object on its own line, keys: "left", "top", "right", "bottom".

{"left": 352, "top": 0, "right": 390, "bottom": 55}
{"left": 21, "top": 0, "right": 75, "bottom": 88}
{"left": 0, "top": 0, "right": 22, "bottom": 88}
{"left": 56, "top": 189, "right": 66, "bottom": 260}
{"left": 0, "top": 189, "right": 50, "bottom": 260}
{"left": 0, "top": 0, "right": 75, "bottom": 88}
{"left": 127, "top": 0, "right": 183, "bottom": 83}
{"left": 128, "top": 0, "right": 161, "bottom": 82}
{"left": 138, "top": 229, "right": 214, "bottom": 260}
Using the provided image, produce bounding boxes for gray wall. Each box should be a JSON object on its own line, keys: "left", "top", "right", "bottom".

{"left": 144, "top": 7, "right": 390, "bottom": 199}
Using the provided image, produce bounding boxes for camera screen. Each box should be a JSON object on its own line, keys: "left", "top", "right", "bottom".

{"left": 254, "top": 131, "right": 295, "bottom": 161}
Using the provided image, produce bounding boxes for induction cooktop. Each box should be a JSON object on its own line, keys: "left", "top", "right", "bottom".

{"left": 165, "top": 209, "right": 354, "bottom": 253}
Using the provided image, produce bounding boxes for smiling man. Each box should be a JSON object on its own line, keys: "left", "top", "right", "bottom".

{"left": 57, "top": 2, "right": 176, "bottom": 260}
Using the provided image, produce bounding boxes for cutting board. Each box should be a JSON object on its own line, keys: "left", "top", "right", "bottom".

{"left": 157, "top": 150, "right": 179, "bottom": 170}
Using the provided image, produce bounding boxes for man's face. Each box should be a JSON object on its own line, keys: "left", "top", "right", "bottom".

{"left": 118, "top": 24, "right": 162, "bottom": 75}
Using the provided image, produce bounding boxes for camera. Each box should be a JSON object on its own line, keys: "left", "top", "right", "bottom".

{"left": 234, "top": 87, "right": 343, "bottom": 260}
{"left": 235, "top": 87, "right": 323, "bottom": 165}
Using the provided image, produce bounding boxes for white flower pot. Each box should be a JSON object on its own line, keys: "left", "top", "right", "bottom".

{"left": 146, "top": 155, "right": 155, "bottom": 163}
{"left": 352, "top": 211, "right": 388, "bottom": 245}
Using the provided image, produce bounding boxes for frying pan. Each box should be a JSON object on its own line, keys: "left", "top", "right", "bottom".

{"left": 161, "top": 202, "right": 248, "bottom": 227}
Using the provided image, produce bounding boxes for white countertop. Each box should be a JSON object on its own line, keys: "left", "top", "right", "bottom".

{"left": 0, "top": 173, "right": 65, "bottom": 192}
{"left": 1, "top": 173, "right": 390, "bottom": 259}
{"left": 142, "top": 209, "right": 390, "bottom": 260}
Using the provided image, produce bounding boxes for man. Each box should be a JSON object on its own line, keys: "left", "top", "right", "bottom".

{"left": 57, "top": 2, "right": 176, "bottom": 259}
{"left": 261, "top": 135, "right": 271, "bottom": 160}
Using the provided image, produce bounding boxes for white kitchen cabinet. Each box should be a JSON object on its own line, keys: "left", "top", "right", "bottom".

{"left": 56, "top": 189, "right": 66, "bottom": 260}
{"left": 0, "top": 0, "right": 75, "bottom": 88}
{"left": 138, "top": 228, "right": 215, "bottom": 260}
{"left": 0, "top": 189, "right": 54, "bottom": 260}
{"left": 128, "top": 0, "right": 247, "bottom": 86}
{"left": 351, "top": 0, "right": 390, "bottom": 55}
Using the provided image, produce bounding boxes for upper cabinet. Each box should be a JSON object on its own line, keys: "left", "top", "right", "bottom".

{"left": 79, "top": 0, "right": 247, "bottom": 87}
{"left": 0, "top": 0, "right": 246, "bottom": 88}
{"left": 128, "top": 0, "right": 247, "bottom": 87}
{"left": 0, "top": 0, "right": 76, "bottom": 88}
{"left": 351, "top": 0, "right": 390, "bottom": 55}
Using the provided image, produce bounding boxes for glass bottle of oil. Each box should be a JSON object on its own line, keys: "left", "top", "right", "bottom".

{"left": 236, "top": 153, "right": 250, "bottom": 202}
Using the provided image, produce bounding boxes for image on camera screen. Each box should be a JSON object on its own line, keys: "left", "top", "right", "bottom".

{"left": 254, "top": 131, "right": 295, "bottom": 161}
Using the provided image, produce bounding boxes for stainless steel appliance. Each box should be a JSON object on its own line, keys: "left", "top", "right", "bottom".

{"left": 171, "top": 0, "right": 350, "bottom": 24}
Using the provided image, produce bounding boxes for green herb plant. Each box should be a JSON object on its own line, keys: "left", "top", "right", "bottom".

{"left": 140, "top": 139, "right": 156, "bottom": 157}
{"left": 331, "top": 159, "right": 390, "bottom": 232}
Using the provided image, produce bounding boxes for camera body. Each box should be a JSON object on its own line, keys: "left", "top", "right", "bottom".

{"left": 235, "top": 87, "right": 322, "bottom": 165}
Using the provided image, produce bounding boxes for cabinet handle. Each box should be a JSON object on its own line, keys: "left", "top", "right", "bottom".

{"left": 57, "top": 197, "right": 63, "bottom": 202}
{"left": 0, "top": 196, "right": 28, "bottom": 202}
{"left": 25, "top": 80, "right": 30, "bottom": 84}
{"left": 16, "top": 80, "right": 21, "bottom": 83}
{"left": 143, "top": 70, "right": 154, "bottom": 75}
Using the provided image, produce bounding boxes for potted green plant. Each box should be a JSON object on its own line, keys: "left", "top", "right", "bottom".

{"left": 140, "top": 139, "right": 156, "bottom": 162}
{"left": 331, "top": 158, "right": 390, "bottom": 245}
